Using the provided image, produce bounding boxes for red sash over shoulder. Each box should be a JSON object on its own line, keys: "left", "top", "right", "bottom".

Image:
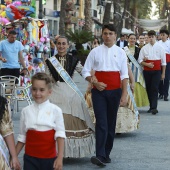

{"left": 25, "top": 129, "right": 56, "bottom": 158}
{"left": 94, "top": 71, "right": 121, "bottom": 90}
{"left": 166, "top": 54, "right": 170, "bottom": 63}
{"left": 144, "top": 60, "right": 161, "bottom": 71}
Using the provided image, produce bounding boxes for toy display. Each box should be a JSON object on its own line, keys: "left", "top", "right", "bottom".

{"left": 0, "top": 0, "right": 51, "bottom": 97}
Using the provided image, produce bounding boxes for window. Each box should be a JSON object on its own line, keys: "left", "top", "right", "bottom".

{"left": 54, "top": 0, "right": 57, "bottom": 10}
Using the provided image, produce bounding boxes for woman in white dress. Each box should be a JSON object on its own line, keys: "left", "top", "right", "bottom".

{"left": 46, "top": 36, "right": 95, "bottom": 158}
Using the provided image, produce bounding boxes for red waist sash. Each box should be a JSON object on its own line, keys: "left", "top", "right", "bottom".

{"left": 166, "top": 54, "right": 170, "bottom": 63}
{"left": 25, "top": 129, "right": 56, "bottom": 158}
{"left": 144, "top": 60, "right": 161, "bottom": 71}
{"left": 94, "top": 71, "right": 121, "bottom": 90}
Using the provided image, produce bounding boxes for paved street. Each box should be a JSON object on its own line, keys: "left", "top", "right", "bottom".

{"left": 12, "top": 72, "right": 170, "bottom": 170}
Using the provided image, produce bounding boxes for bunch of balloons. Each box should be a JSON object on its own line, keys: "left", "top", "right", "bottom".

{"left": 0, "top": 0, "right": 35, "bottom": 25}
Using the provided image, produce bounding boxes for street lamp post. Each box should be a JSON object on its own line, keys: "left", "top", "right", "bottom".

{"left": 38, "top": 0, "right": 43, "bottom": 19}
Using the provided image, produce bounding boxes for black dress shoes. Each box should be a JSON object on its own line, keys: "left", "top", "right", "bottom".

{"left": 159, "top": 95, "right": 163, "bottom": 99}
{"left": 91, "top": 156, "right": 106, "bottom": 167}
{"left": 105, "top": 157, "right": 111, "bottom": 163}
{"left": 152, "top": 109, "right": 158, "bottom": 115}
{"left": 164, "top": 97, "right": 169, "bottom": 101}
{"left": 147, "top": 108, "right": 152, "bottom": 113}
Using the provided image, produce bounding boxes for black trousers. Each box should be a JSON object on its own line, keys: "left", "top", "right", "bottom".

{"left": 159, "top": 62, "right": 170, "bottom": 98}
{"left": 159, "top": 79, "right": 170, "bottom": 98}
{"left": 24, "top": 154, "right": 56, "bottom": 170}
{"left": 0, "top": 68, "right": 20, "bottom": 84}
{"left": 91, "top": 88, "right": 121, "bottom": 159}
{"left": 143, "top": 70, "right": 161, "bottom": 109}
{"left": 0, "top": 68, "right": 20, "bottom": 77}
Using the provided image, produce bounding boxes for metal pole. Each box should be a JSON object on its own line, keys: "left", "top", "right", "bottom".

{"left": 38, "top": 0, "right": 43, "bottom": 19}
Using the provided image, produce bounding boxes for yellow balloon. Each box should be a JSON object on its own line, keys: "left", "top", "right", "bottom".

{"left": 0, "top": 11, "right": 6, "bottom": 17}
{"left": 4, "top": 0, "right": 12, "bottom": 3}
{"left": 39, "top": 63, "right": 43, "bottom": 68}
{"left": 0, "top": 5, "right": 6, "bottom": 10}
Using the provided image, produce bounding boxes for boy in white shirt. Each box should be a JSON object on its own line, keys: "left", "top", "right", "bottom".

{"left": 138, "top": 30, "right": 166, "bottom": 114}
{"left": 158, "top": 29, "right": 170, "bottom": 101}
{"left": 16, "top": 72, "right": 66, "bottom": 170}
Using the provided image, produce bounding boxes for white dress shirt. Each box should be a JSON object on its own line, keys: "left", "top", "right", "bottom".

{"left": 17, "top": 100, "right": 66, "bottom": 143}
{"left": 82, "top": 44, "right": 129, "bottom": 80}
{"left": 159, "top": 40, "right": 170, "bottom": 54}
{"left": 119, "top": 41, "right": 124, "bottom": 48}
{"left": 138, "top": 43, "right": 166, "bottom": 66}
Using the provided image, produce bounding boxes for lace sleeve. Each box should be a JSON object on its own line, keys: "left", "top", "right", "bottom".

{"left": 0, "top": 102, "right": 13, "bottom": 137}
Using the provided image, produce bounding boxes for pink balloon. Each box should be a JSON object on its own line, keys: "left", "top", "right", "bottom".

{"left": 40, "top": 37, "right": 45, "bottom": 43}
{"left": 45, "top": 37, "right": 50, "bottom": 42}
{"left": 0, "top": 17, "right": 10, "bottom": 24}
{"left": 12, "top": 1, "right": 22, "bottom": 6}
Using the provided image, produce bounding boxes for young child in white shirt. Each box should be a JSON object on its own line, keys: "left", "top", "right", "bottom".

{"left": 16, "top": 72, "right": 66, "bottom": 170}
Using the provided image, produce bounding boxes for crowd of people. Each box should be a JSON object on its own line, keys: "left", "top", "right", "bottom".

{"left": 0, "top": 23, "right": 169, "bottom": 169}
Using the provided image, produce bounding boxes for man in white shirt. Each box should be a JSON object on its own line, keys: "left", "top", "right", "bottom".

{"left": 82, "top": 24, "right": 128, "bottom": 167}
{"left": 138, "top": 30, "right": 166, "bottom": 115}
{"left": 158, "top": 29, "right": 170, "bottom": 101}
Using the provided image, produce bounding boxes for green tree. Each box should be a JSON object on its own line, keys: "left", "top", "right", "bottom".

{"left": 65, "top": 29, "right": 93, "bottom": 65}
{"left": 152, "top": 0, "right": 166, "bottom": 19}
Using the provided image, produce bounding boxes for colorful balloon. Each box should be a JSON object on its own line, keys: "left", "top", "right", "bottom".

{"left": 12, "top": 1, "right": 22, "bottom": 6}
{"left": 0, "top": 5, "right": 6, "bottom": 10}
{"left": 0, "top": 11, "right": 6, "bottom": 17}
{"left": 17, "top": 6, "right": 35, "bottom": 16}
{"left": 10, "top": 5, "right": 23, "bottom": 20}
{"left": 5, "top": 6, "right": 14, "bottom": 21}
{"left": 0, "top": 17, "right": 10, "bottom": 25}
{"left": 4, "top": 0, "right": 12, "bottom": 5}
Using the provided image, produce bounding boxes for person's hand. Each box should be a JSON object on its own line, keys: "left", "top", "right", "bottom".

{"left": 20, "top": 68, "right": 28, "bottom": 76}
{"left": 53, "top": 157, "right": 63, "bottom": 170}
{"left": 1, "top": 57, "right": 7, "bottom": 62}
{"left": 120, "top": 94, "right": 127, "bottom": 106}
{"left": 91, "top": 76, "right": 98, "bottom": 84}
{"left": 10, "top": 156, "right": 21, "bottom": 170}
{"left": 147, "top": 62, "right": 154, "bottom": 68}
{"left": 161, "top": 73, "right": 165, "bottom": 80}
{"left": 143, "top": 57, "right": 148, "bottom": 61}
{"left": 93, "top": 82, "right": 107, "bottom": 91}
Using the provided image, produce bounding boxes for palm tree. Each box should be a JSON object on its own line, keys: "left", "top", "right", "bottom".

{"left": 103, "top": 2, "right": 112, "bottom": 25}
{"left": 59, "top": 0, "right": 68, "bottom": 35}
{"left": 65, "top": 29, "right": 93, "bottom": 65}
{"left": 84, "top": 0, "right": 92, "bottom": 31}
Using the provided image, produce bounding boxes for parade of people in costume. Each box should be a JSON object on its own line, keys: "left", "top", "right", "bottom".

{"left": 0, "top": 0, "right": 170, "bottom": 169}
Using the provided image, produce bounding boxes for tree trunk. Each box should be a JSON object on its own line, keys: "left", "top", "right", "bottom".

{"left": 103, "top": 2, "right": 112, "bottom": 25}
{"left": 113, "top": 0, "right": 122, "bottom": 38}
{"left": 84, "top": 0, "right": 92, "bottom": 31}
{"left": 59, "top": 0, "right": 68, "bottom": 35}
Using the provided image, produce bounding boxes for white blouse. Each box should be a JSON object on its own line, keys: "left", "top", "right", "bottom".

{"left": 17, "top": 100, "right": 66, "bottom": 143}
{"left": 138, "top": 43, "right": 166, "bottom": 65}
{"left": 82, "top": 44, "right": 129, "bottom": 80}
